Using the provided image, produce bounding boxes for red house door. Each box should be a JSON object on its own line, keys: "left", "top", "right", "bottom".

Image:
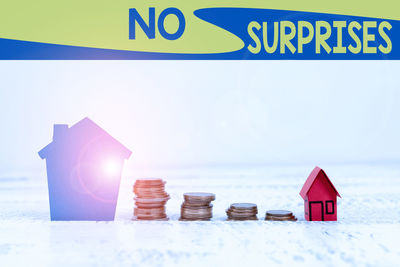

{"left": 309, "top": 201, "right": 324, "bottom": 221}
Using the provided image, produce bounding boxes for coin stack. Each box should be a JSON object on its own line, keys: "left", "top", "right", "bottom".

{"left": 179, "top": 192, "right": 215, "bottom": 221}
{"left": 133, "top": 178, "right": 170, "bottom": 220}
{"left": 265, "top": 210, "right": 297, "bottom": 221}
{"left": 226, "top": 203, "right": 258, "bottom": 220}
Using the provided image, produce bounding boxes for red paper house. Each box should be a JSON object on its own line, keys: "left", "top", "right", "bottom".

{"left": 299, "top": 167, "right": 341, "bottom": 221}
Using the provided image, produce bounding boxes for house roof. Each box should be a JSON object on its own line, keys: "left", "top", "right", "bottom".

{"left": 299, "top": 166, "right": 341, "bottom": 199}
{"left": 38, "top": 117, "right": 132, "bottom": 160}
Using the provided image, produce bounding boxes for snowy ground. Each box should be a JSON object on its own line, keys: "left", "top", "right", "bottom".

{"left": 1, "top": 164, "right": 400, "bottom": 267}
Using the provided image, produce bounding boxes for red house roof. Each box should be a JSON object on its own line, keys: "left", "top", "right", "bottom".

{"left": 299, "top": 166, "right": 341, "bottom": 199}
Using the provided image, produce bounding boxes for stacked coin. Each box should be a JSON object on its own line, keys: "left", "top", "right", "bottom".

{"left": 179, "top": 192, "right": 215, "bottom": 221}
{"left": 265, "top": 210, "right": 297, "bottom": 221}
{"left": 133, "top": 178, "right": 170, "bottom": 220}
{"left": 226, "top": 203, "right": 258, "bottom": 220}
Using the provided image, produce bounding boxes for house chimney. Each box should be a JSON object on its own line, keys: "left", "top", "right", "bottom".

{"left": 53, "top": 124, "right": 68, "bottom": 141}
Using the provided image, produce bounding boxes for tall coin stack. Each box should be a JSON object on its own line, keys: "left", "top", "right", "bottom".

{"left": 133, "top": 178, "right": 170, "bottom": 220}
{"left": 226, "top": 203, "right": 258, "bottom": 220}
{"left": 265, "top": 210, "right": 297, "bottom": 221}
{"left": 179, "top": 192, "right": 215, "bottom": 221}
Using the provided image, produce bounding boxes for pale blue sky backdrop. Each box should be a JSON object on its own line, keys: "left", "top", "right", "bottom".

{"left": 0, "top": 61, "right": 399, "bottom": 174}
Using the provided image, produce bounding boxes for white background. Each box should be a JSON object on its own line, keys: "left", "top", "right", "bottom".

{"left": 0, "top": 61, "right": 399, "bottom": 174}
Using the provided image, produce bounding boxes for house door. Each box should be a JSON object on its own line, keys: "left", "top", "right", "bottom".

{"left": 309, "top": 201, "right": 324, "bottom": 221}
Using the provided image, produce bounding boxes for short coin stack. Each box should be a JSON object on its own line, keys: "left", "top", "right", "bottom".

{"left": 133, "top": 178, "right": 170, "bottom": 220}
{"left": 265, "top": 210, "right": 297, "bottom": 221}
{"left": 226, "top": 203, "right": 258, "bottom": 220}
{"left": 179, "top": 192, "right": 215, "bottom": 221}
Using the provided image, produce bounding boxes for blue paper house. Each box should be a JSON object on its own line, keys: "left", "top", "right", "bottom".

{"left": 38, "top": 117, "right": 132, "bottom": 221}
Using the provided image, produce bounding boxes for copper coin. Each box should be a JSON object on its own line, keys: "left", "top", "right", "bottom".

{"left": 135, "top": 202, "right": 166, "bottom": 208}
{"left": 265, "top": 215, "right": 297, "bottom": 221}
{"left": 230, "top": 203, "right": 257, "bottom": 210}
{"left": 182, "top": 201, "right": 212, "bottom": 207}
{"left": 134, "top": 186, "right": 165, "bottom": 191}
{"left": 134, "top": 206, "right": 165, "bottom": 212}
{"left": 134, "top": 206, "right": 165, "bottom": 214}
{"left": 181, "top": 212, "right": 212, "bottom": 217}
{"left": 181, "top": 210, "right": 212, "bottom": 217}
{"left": 227, "top": 207, "right": 257, "bottom": 213}
{"left": 135, "top": 214, "right": 167, "bottom": 218}
{"left": 134, "top": 196, "right": 170, "bottom": 203}
{"left": 182, "top": 203, "right": 212, "bottom": 209}
{"left": 134, "top": 187, "right": 165, "bottom": 192}
{"left": 134, "top": 183, "right": 165, "bottom": 188}
{"left": 134, "top": 183, "right": 165, "bottom": 187}
{"left": 265, "top": 210, "right": 293, "bottom": 217}
{"left": 227, "top": 208, "right": 258, "bottom": 214}
{"left": 134, "top": 179, "right": 166, "bottom": 188}
{"left": 181, "top": 215, "right": 212, "bottom": 220}
{"left": 134, "top": 190, "right": 166, "bottom": 195}
{"left": 265, "top": 215, "right": 294, "bottom": 219}
{"left": 227, "top": 212, "right": 258, "bottom": 217}
{"left": 184, "top": 192, "right": 215, "bottom": 202}
{"left": 134, "top": 202, "right": 168, "bottom": 208}
{"left": 229, "top": 206, "right": 258, "bottom": 211}
{"left": 181, "top": 206, "right": 212, "bottom": 211}
{"left": 133, "top": 215, "right": 169, "bottom": 221}
{"left": 135, "top": 178, "right": 164, "bottom": 183}
{"left": 181, "top": 209, "right": 212, "bottom": 217}
{"left": 134, "top": 193, "right": 170, "bottom": 199}
{"left": 134, "top": 181, "right": 165, "bottom": 186}
{"left": 134, "top": 190, "right": 168, "bottom": 195}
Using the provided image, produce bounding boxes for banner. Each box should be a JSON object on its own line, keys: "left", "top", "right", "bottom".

{"left": 0, "top": 0, "right": 399, "bottom": 59}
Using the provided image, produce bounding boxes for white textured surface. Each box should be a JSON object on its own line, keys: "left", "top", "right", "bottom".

{"left": 1, "top": 164, "right": 400, "bottom": 267}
